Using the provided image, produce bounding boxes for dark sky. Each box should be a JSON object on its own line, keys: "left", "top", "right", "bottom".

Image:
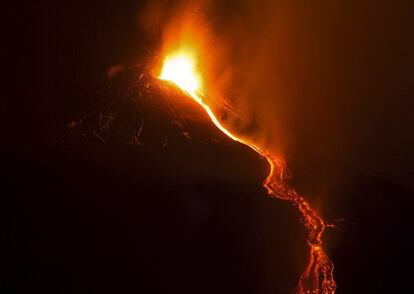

{"left": 2, "top": 1, "right": 414, "bottom": 293}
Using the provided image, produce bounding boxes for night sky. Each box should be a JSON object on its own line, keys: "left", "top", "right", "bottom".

{"left": 2, "top": 1, "right": 414, "bottom": 293}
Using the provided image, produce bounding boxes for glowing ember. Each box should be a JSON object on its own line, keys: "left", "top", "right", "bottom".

{"left": 156, "top": 45, "right": 336, "bottom": 294}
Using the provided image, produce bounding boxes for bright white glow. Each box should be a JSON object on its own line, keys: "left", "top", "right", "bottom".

{"left": 159, "top": 51, "right": 202, "bottom": 96}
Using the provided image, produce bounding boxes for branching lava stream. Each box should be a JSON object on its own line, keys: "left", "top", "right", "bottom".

{"left": 156, "top": 45, "right": 336, "bottom": 294}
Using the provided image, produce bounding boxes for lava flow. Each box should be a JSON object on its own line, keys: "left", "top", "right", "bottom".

{"left": 156, "top": 44, "right": 336, "bottom": 294}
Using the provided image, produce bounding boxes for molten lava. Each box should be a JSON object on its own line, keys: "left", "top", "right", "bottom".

{"left": 157, "top": 47, "right": 336, "bottom": 294}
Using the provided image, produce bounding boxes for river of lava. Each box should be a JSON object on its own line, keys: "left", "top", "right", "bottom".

{"left": 156, "top": 50, "right": 336, "bottom": 294}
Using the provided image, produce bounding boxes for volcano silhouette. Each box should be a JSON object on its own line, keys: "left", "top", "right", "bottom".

{"left": 66, "top": 68, "right": 269, "bottom": 186}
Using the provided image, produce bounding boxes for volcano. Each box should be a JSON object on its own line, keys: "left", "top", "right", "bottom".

{"left": 66, "top": 67, "right": 269, "bottom": 183}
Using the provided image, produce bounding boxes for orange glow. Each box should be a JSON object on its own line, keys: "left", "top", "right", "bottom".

{"left": 155, "top": 24, "right": 336, "bottom": 294}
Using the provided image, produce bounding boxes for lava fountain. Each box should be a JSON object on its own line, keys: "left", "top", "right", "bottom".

{"left": 154, "top": 16, "right": 336, "bottom": 294}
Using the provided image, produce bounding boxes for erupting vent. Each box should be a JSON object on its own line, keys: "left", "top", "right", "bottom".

{"left": 160, "top": 49, "right": 202, "bottom": 96}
